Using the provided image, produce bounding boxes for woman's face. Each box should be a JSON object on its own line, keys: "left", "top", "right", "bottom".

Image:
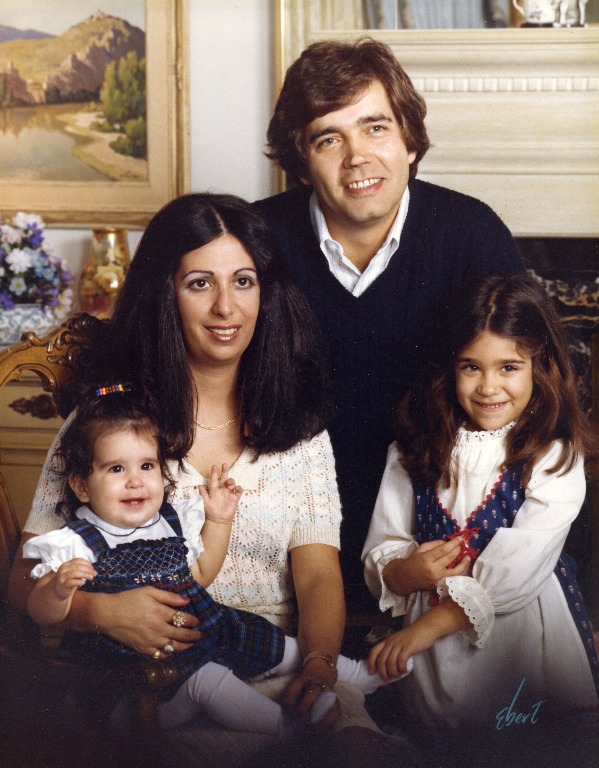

{"left": 174, "top": 234, "right": 260, "bottom": 371}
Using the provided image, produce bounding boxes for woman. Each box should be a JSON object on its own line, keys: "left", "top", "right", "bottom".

{"left": 9, "top": 194, "right": 385, "bottom": 765}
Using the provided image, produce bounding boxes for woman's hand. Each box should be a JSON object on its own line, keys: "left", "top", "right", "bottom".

{"left": 284, "top": 544, "right": 345, "bottom": 731}
{"left": 383, "top": 538, "right": 470, "bottom": 596}
{"left": 70, "top": 585, "right": 202, "bottom": 657}
{"left": 281, "top": 655, "right": 340, "bottom": 731}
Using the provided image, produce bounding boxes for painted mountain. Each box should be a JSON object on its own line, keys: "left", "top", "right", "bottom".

{"left": 0, "top": 25, "right": 53, "bottom": 42}
{"left": 0, "top": 11, "right": 144, "bottom": 106}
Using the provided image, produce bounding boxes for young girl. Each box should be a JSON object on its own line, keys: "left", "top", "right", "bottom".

{"left": 24, "top": 387, "right": 407, "bottom": 737}
{"left": 362, "top": 273, "right": 599, "bottom": 732}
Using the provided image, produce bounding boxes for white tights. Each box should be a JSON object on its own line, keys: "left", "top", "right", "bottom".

{"left": 157, "top": 637, "right": 410, "bottom": 735}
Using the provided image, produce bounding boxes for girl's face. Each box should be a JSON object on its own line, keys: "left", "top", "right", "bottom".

{"left": 69, "top": 429, "right": 164, "bottom": 529}
{"left": 174, "top": 234, "right": 260, "bottom": 372}
{"left": 455, "top": 331, "right": 533, "bottom": 431}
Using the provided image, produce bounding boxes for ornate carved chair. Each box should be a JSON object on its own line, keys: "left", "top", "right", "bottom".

{"left": 0, "top": 314, "right": 178, "bottom": 767}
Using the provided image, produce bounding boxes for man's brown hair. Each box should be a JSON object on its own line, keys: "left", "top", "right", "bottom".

{"left": 266, "top": 37, "right": 430, "bottom": 185}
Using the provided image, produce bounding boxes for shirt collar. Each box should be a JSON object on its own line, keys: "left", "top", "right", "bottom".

{"left": 75, "top": 505, "right": 162, "bottom": 536}
{"left": 309, "top": 186, "right": 410, "bottom": 272}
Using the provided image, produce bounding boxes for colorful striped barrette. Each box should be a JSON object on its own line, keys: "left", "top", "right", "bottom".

{"left": 95, "top": 383, "right": 132, "bottom": 397}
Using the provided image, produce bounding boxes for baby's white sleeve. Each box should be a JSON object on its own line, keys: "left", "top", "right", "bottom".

{"left": 173, "top": 495, "right": 205, "bottom": 566}
{"left": 23, "top": 527, "right": 96, "bottom": 578}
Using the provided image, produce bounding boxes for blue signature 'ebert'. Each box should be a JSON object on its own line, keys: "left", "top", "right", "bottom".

{"left": 495, "top": 678, "right": 547, "bottom": 731}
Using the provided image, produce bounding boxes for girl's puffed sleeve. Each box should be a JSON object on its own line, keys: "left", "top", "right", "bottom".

{"left": 362, "top": 443, "right": 418, "bottom": 616}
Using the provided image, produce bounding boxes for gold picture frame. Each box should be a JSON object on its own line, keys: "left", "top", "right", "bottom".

{"left": 0, "top": 0, "right": 189, "bottom": 229}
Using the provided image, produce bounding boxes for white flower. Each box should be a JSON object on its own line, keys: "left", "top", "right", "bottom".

{"left": 0, "top": 224, "right": 22, "bottom": 245}
{"left": 9, "top": 276, "right": 27, "bottom": 296}
{"left": 6, "top": 248, "right": 33, "bottom": 273}
{"left": 13, "top": 212, "right": 45, "bottom": 230}
{"left": 54, "top": 288, "right": 74, "bottom": 319}
{"left": 1, "top": 210, "right": 72, "bottom": 317}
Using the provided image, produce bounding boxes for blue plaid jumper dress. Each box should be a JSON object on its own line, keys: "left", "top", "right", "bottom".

{"left": 62, "top": 503, "right": 285, "bottom": 687}
{"left": 413, "top": 464, "right": 599, "bottom": 696}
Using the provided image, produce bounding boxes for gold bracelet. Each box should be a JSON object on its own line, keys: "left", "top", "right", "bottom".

{"left": 302, "top": 651, "right": 338, "bottom": 681}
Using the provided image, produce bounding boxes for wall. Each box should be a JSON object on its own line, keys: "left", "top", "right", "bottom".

{"left": 43, "top": 0, "right": 276, "bottom": 303}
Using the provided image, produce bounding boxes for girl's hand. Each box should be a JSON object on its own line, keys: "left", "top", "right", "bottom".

{"left": 410, "top": 538, "right": 471, "bottom": 585}
{"left": 199, "top": 463, "right": 243, "bottom": 524}
{"left": 369, "top": 598, "right": 471, "bottom": 681}
{"left": 368, "top": 621, "right": 436, "bottom": 682}
{"left": 384, "top": 538, "right": 471, "bottom": 596}
{"left": 53, "top": 559, "right": 97, "bottom": 601}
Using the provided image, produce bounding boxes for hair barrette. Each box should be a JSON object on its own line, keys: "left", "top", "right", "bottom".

{"left": 95, "top": 383, "right": 132, "bottom": 397}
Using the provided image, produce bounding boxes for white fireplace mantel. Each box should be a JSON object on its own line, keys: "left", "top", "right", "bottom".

{"left": 277, "top": 7, "right": 599, "bottom": 238}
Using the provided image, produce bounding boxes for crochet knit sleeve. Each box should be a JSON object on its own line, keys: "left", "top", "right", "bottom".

{"left": 24, "top": 411, "right": 76, "bottom": 536}
{"left": 288, "top": 430, "right": 342, "bottom": 550}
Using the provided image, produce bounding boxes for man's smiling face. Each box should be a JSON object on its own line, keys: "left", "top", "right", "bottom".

{"left": 301, "top": 79, "right": 416, "bottom": 243}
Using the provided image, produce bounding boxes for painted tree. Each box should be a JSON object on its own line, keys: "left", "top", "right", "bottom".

{"left": 100, "top": 51, "right": 147, "bottom": 158}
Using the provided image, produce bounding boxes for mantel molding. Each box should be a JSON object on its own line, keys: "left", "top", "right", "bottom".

{"left": 411, "top": 76, "right": 598, "bottom": 93}
{"left": 278, "top": 13, "right": 599, "bottom": 236}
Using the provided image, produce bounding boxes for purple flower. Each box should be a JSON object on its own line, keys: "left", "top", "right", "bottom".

{"left": 0, "top": 212, "right": 73, "bottom": 316}
{"left": 0, "top": 290, "right": 16, "bottom": 310}
{"left": 26, "top": 226, "right": 44, "bottom": 249}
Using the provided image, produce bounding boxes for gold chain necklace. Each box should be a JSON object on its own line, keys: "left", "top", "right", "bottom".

{"left": 195, "top": 414, "right": 237, "bottom": 431}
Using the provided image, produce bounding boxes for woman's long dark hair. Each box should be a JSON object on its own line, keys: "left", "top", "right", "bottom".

{"left": 68, "top": 193, "right": 331, "bottom": 458}
{"left": 397, "top": 273, "right": 598, "bottom": 488}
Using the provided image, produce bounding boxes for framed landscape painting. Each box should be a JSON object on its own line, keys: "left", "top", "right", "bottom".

{"left": 0, "top": 0, "right": 189, "bottom": 228}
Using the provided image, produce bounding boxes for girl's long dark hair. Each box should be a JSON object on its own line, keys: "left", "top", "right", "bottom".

{"left": 65, "top": 193, "right": 331, "bottom": 458}
{"left": 397, "top": 273, "right": 598, "bottom": 488}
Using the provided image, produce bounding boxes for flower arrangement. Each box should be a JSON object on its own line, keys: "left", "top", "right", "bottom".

{"left": 0, "top": 212, "right": 73, "bottom": 319}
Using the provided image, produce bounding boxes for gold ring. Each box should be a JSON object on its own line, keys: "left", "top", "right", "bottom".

{"left": 170, "top": 610, "right": 187, "bottom": 628}
{"left": 163, "top": 643, "right": 175, "bottom": 655}
{"left": 306, "top": 681, "right": 327, "bottom": 692}
{"left": 152, "top": 650, "right": 161, "bottom": 660}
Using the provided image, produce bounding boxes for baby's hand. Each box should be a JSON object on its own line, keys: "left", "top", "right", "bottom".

{"left": 199, "top": 463, "right": 243, "bottom": 524}
{"left": 53, "top": 558, "right": 97, "bottom": 601}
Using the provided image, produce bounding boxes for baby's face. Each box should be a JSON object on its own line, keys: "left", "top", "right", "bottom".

{"left": 70, "top": 429, "right": 164, "bottom": 529}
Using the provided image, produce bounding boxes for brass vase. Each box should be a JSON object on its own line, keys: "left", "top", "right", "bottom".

{"left": 78, "top": 228, "right": 130, "bottom": 318}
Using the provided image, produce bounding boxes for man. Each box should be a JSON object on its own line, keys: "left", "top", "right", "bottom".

{"left": 254, "top": 39, "right": 524, "bottom": 610}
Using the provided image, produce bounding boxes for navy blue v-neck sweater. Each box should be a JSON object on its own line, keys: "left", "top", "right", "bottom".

{"left": 254, "top": 179, "right": 524, "bottom": 604}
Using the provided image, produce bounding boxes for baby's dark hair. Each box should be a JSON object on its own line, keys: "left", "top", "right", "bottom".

{"left": 55, "top": 386, "right": 174, "bottom": 521}
{"left": 397, "top": 273, "right": 599, "bottom": 488}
